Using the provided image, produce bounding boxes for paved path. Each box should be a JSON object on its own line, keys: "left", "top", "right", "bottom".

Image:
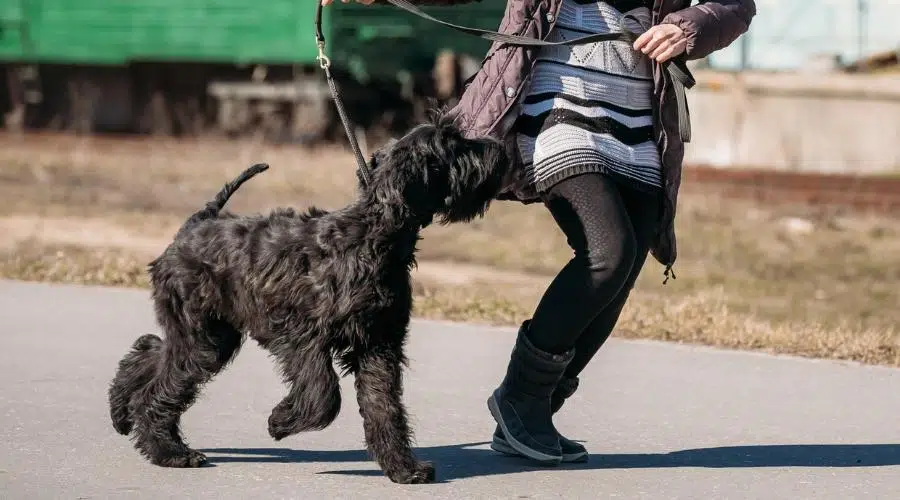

{"left": 1, "top": 280, "right": 898, "bottom": 499}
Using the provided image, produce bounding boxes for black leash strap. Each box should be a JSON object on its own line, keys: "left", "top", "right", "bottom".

{"left": 386, "top": 0, "right": 639, "bottom": 46}
{"left": 315, "top": 2, "right": 373, "bottom": 187}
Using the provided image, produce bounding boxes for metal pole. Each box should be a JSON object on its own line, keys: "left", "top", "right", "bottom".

{"left": 857, "top": 0, "right": 867, "bottom": 59}
{"left": 739, "top": 31, "right": 750, "bottom": 70}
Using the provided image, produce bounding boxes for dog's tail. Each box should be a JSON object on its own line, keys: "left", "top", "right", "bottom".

{"left": 210, "top": 162, "right": 270, "bottom": 213}
{"left": 108, "top": 334, "right": 164, "bottom": 435}
{"left": 182, "top": 162, "right": 270, "bottom": 229}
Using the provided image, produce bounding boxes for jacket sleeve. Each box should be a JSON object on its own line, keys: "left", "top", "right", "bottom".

{"left": 661, "top": 1, "right": 757, "bottom": 60}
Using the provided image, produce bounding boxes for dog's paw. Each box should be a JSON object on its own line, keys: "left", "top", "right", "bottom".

{"left": 267, "top": 410, "right": 294, "bottom": 441}
{"left": 387, "top": 461, "right": 436, "bottom": 484}
{"left": 132, "top": 333, "right": 163, "bottom": 351}
{"left": 268, "top": 398, "right": 340, "bottom": 439}
{"left": 111, "top": 416, "right": 133, "bottom": 436}
{"left": 154, "top": 450, "right": 208, "bottom": 468}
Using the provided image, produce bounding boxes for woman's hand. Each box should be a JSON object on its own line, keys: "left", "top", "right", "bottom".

{"left": 633, "top": 24, "right": 688, "bottom": 63}
{"left": 321, "top": 0, "right": 376, "bottom": 5}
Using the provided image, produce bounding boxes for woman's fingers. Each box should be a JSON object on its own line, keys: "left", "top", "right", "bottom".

{"left": 651, "top": 39, "right": 687, "bottom": 62}
{"left": 634, "top": 29, "right": 666, "bottom": 55}
{"left": 642, "top": 28, "right": 673, "bottom": 55}
{"left": 633, "top": 24, "right": 687, "bottom": 62}
{"left": 632, "top": 30, "right": 653, "bottom": 51}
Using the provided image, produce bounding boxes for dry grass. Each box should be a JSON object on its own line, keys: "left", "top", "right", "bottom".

{"left": 1, "top": 132, "right": 898, "bottom": 367}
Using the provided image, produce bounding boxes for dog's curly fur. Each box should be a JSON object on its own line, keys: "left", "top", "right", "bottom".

{"left": 107, "top": 110, "right": 508, "bottom": 484}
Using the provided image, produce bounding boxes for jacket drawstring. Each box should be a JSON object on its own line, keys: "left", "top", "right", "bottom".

{"left": 663, "top": 265, "right": 677, "bottom": 285}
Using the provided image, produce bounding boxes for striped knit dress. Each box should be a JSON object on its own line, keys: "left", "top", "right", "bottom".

{"left": 515, "top": 0, "right": 661, "bottom": 194}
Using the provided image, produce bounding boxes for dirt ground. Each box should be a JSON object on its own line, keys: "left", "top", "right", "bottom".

{"left": 1, "top": 131, "right": 897, "bottom": 366}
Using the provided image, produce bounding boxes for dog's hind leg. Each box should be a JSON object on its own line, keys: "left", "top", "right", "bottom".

{"left": 109, "top": 334, "right": 163, "bottom": 435}
{"left": 130, "top": 318, "right": 243, "bottom": 468}
{"left": 352, "top": 342, "right": 435, "bottom": 484}
{"left": 267, "top": 339, "right": 341, "bottom": 440}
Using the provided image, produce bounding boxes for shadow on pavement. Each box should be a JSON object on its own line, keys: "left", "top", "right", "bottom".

{"left": 201, "top": 443, "right": 900, "bottom": 481}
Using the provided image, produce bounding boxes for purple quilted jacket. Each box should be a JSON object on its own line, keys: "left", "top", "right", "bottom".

{"left": 391, "top": 0, "right": 757, "bottom": 274}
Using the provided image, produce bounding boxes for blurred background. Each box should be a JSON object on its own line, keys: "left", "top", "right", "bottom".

{"left": 1, "top": 0, "right": 897, "bottom": 367}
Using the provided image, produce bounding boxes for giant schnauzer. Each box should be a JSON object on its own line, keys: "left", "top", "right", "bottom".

{"left": 107, "top": 110, "right": 508, "bottom": 484}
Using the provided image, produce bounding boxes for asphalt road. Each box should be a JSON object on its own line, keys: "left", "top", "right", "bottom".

{"left": 1, "top": 280, "right": 898, "bottom": 499}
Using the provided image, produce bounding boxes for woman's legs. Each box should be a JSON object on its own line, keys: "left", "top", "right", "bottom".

{"left": 489, "top": 172, "right": 660, "bottom": 464}
{"left": 526, "top": 173, "right": 648, "bottom": 354}
{"left": 561, "top": 177, "right": 661, "bottom": 378}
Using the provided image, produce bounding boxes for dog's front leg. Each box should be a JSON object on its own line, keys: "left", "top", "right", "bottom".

{"left": 267, "top": 342, "right": 342, "bottom": 440}
{"left": 353, "top": 342, "right": 435, "bottom": 484}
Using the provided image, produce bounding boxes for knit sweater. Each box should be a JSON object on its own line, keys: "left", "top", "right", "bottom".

{"left": 514, "top": 0, "right": 662, "bottom": 194}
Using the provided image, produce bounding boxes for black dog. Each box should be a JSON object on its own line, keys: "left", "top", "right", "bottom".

{"left": 107, "top": 111, "right": 508, "bottom": 484}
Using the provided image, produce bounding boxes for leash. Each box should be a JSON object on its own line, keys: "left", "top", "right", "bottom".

{"left": 314, "top": 1, "right": 697, "bottom": 187}
{"left": 315, "top": 3, "right": 373, "bottom": 187}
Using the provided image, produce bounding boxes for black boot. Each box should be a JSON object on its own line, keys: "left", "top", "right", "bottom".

{"left": 487, "top": 322, "right": 575, "bottom": 465}
{"left": 491, "top": 375, "right": 588, "bottom": 463}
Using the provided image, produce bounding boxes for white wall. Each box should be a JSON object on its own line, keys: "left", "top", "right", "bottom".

{"left": 683, "top": 70, "right": 900, "bottom": 174}
{"left": 707, "top": 0, "right": 900, "bottom": 70}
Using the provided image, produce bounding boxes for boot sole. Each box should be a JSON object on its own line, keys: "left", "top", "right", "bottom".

{"left": 487, "top": 394, "right": 562, "bottom": 466}
{"left": 491, "top": 434, "right": 589, "bottom": 463}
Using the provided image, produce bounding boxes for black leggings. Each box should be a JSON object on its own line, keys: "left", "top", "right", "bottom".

{"left": 527, "top": 172, "right": 660, "bottom": 378}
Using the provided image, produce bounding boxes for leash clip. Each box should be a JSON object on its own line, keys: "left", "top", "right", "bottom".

{"left": 316, "top": 40, "right": 331, "bottom": 69}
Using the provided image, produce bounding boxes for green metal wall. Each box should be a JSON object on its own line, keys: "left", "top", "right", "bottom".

{"left": 0, "top": 1, "right": 26, "bottom": 59}
{"left": 2, "top": 0, "right": 322, "bottom": 64}
{"left": 333, "top": 3, "right": 499, "bottom": 81}
{"left": 1, "top": 1, "right": 504, "bottom": 78}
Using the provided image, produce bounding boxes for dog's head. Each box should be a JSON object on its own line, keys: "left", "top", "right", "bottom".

{"left": 365, "top": 108, "right": 509, "bottom": 227}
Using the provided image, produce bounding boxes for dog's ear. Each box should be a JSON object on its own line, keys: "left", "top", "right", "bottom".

{"left": 437, "top": 133, "right": 509, "bottom": 224}
{"left": 366, "top": 131, "right": 433, "bottom": 218}
{"left": 367, "top": 138, "right": 398, "bottom": 174}
{"left": 372, "top": 138, "right": 399, "bottom": 166}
